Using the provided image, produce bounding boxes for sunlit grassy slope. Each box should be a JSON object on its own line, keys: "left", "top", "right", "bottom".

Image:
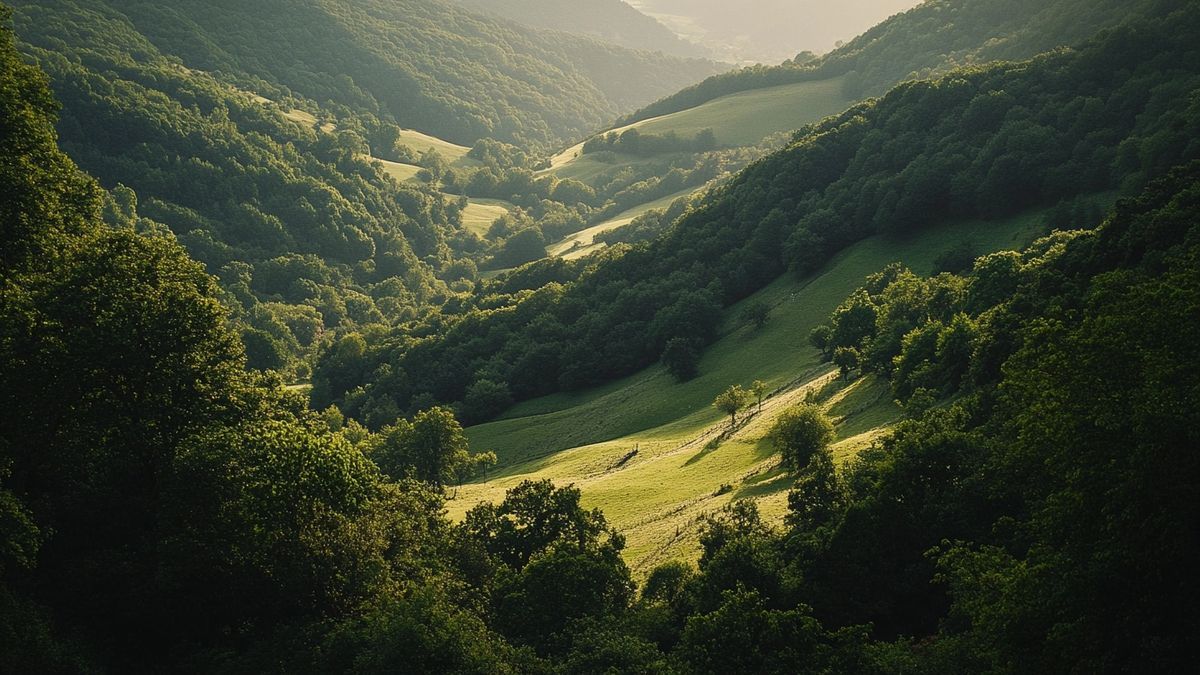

{"left": 452, "top": 208, "right": 1049, "bottom": 576}
{"left": 395, "top": 128, "right": 473, "bottom": 163}
{"left": 460, "top": 198, "right": 515, "bottom": 236}
{"left": 547, "top": 77, "right": 850, "bottom": 184}
{"left": 545, "top": 188, "right": 696, "bottom": 259}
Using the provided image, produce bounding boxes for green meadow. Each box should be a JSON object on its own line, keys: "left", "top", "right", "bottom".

{"left": 547, "top": 77, "right": 851, "bottom": 184}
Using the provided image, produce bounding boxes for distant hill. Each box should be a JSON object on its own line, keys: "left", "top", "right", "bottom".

{"left": 454, "top": 0, "right": 708, "bottom": 58}
{"left": 22, "top": 0, "right": 721, "bottom": 149}
{"left": 631, "top": 0, "right": 919, "bottom": 63}
{"left": 619, "top": 0, "right": 1178, "bottom": 127}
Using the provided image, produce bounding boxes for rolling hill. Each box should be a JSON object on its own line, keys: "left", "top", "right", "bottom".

{"left": 631, "top": 0, "right": 919, "bottom": 63}
{"left": 454, "top": 0, "right": 707, "bottom": 58}
{"left": 20, "top": 0, "right": 722, "bottom": 149}
{"left": 6, "top": 0, "right": 1200, "bottom": 669}
{"left": 539, "top": 0, "right": 1170, "bottom": 266}
{"left": 545, "top": 75, "right": 850, "bottom": 189}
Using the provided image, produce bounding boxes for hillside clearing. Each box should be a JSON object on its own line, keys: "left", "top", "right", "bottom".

{"left": 459, "top": 198, "right": 514, "bottom": 236}
{"left": 545, "top": 188, "right": 698, "bottom": 258}
{"left": 452, "top": 206, "right": 1052, "bottom": 575}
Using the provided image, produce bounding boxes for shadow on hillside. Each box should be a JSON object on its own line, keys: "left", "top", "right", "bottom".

{"left": 682, "top": 435, "right": 725, "bottom": 467}
{"left": 735, "top": 464, "right": 791, "bottom": 500}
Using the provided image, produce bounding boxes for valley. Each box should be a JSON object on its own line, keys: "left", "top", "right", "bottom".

{"left": 456, "top": 206, "right": 1052, "bottom": 573}
{"left": 3, "top": 0, "right": 1197, "bottom": 671}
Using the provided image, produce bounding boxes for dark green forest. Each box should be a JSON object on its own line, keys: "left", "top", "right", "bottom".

{"left": 26, "top": 0, "right": 719, "bottom": 149}
{"left": 616, "top": 0, "right": 1177, "bottom": 128}
{"left": 320, "top": 5, "right": 1200, "bottom": 424}
{"left": 3, "top": 0, "right": 1199, "bottom": 672}
{"left": 453, "top": 0, "right": 707, "bottom": 59}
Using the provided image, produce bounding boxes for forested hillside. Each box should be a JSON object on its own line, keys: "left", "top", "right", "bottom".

{"left": 454, "top": 0, "right": 706, "bottom": 58}
{"left": 318, "top": 3, "right": 1200, "bottom": 425}
{"left": 618, "top": 0, "right": 1177, "bottom": 127}
{"left": 4, "top": 0, "right": 722, "bottom": 379}
{"left": 23, "top": 0, "right": 719, "bottom": 149}
{"left": 7, "top": 0, "right": 470, "bottom": 377}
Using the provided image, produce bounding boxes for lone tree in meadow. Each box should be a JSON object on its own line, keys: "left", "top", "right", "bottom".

{"left": 662, "top": 337, "right": 701, "bottom": 382}
{"left": 770, "top": 403, "right": 835, "bottom": 472}
{"left": 742, "top": 302, "right": 771, "bottom": 330}
{"left": 713, "top": 385, "right": 751, "bottom": 430}
{"left": 751, "top": 380, "right": 768, "bottom": 413}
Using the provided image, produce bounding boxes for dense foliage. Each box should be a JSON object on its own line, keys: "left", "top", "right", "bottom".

{"left": 46, "top": 0, "right": 718, "bottom": 149}
{"left": 453, "top": 0, "right": 705, "bottom": 59}
{"left": 7, "top": 0, "right": 485, "bottom": 376}
{"left": 615, "top": 0, "right": 1175, "bottom": 127}
{"left": 319, "top": 5, "right": 1200, "bottom": 424}
{"left": 0, "top": 20, "right": 630, "bottom": 668}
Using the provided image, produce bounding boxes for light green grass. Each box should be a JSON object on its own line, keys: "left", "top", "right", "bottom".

{"left": 459, "top": 198, "right": 514, "bottom": 237}
{"left": 451, "top": 207, "right": 1051, "bottom": 575}
{"left": 547, "top": 77, "right": 850, "bottom": 182}
{"left": 633, "top": 77, "right": 850, "bottom": 147}
{"left": 370, "top": 157, "right": 423, "bottom": 183}
{"left": 545, "top": 188, "right": 698, "bottom": 258}
{"left": 549, "top": 151, "right": 680, "bottom": 187}
{"left": 396, "top": 129, "right": 475, "bottom": 165}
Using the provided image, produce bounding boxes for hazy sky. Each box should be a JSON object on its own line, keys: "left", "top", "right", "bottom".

{"left": 629, "top": 0, "right": 924, "bottom": 63}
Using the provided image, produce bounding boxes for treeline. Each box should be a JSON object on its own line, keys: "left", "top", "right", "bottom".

{"left": 0, "top": 20, "right": 623, "bottom": 670}
{"left": 583, "top": 128, "right": 718, "bottom": 157}
{"left": 60, "top": 0, "right": 718, "bottom": 149}
{"left": 437, "top": 135, "right": 766, "bottom": 272}
{"left": 614, "top": 0, "right": 1174, "bottom": 128}
{"left": 764, "top": 162, "right": 1200, "bottom": 670}
{"left": 315, "top": 5, "right": 1200, "bottom": 425}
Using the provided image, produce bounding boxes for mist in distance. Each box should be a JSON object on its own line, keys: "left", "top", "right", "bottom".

{"left": 629, "top": 0, "right": 924, "bottom": 63}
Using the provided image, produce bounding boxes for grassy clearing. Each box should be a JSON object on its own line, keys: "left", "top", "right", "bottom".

{"left": 459, "top": 198, "right": 514, "bottom": 237}
{"left": 545, "top": 188, "right": 698, "bottom": 258}
{"left": 549, "top": 150, "right": 681, "bottom": 187}
{"left": 395, "top": 129, "right": 475, "bottom": 165}
{"left": 451, "top": 207, "right": 1050, "bottom": 575}
{"left": 371, "top": 157, "right": 423, "bottom": 183}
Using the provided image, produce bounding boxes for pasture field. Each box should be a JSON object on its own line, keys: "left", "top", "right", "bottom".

{"left": 395, "top": 128, "right": 474, "bottom": 163}
{"left": 452, "top": 207, "right": 1051, "bottom": 575}
{"left": 371, "top": 156, "right": 423, "bottom": 183}
{"left": 459, "top": 198, "right": 515, "bottom": 236}
{"left": 632, "top": 77, "right": 850, "bottom": 147}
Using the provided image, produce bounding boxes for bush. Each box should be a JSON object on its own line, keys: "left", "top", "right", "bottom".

{"left": 769, "top": 404, "right": 835, "bottom": 472}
